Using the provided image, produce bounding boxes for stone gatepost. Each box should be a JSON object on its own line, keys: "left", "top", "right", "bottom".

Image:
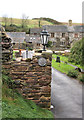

{"left": 9, "top": 52, "right": 52, "bottom": 109}
{"left": 1, "top": 31, "right": 13, "bottom": 119}
{"left": 1, "top": 32, "right": 13, "bottom": 63}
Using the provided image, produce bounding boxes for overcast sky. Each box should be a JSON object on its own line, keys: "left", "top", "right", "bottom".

{"left": 0, "top": 0, "right": 83, "bottom": 23}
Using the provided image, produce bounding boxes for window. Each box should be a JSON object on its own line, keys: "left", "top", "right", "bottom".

{"left": 37, "top": 43, "right": 40, "bottom": 46}
{"left": 53, "top": 42, "right": 56, "bottom": 45}
{"left": 74, "top": 33, "right": 78, "bottom": 38}
{"left": 51, "top": 33, "right": 54, "bottom": 38}
{"left": 62, "top": 33, "right": 65, "bottom": 37}
{"left": 30, "top": 37, "right": 33, "bottom": 40}
{"left": 60, "top": 41, "right": 65, "bottom": 45}
{"left": 34, "top": 33, "right": 37, "bottom": 35}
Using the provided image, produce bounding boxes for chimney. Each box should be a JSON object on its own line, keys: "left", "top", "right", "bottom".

{"left": 68, "top": 20, "right": 72, "bottom": 26}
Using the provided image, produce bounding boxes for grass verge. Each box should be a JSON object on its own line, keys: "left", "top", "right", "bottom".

{"left": 53, "top": 54, "right": 82, "bottom": 69}
{"left": 52, "top": 56, "right": 83, "bottom": 82}
{"left": 52, "top": 59, "right": 74, "bottom": 74}
{"left": 2, "top": 74, "right": 54, "bottom": 119}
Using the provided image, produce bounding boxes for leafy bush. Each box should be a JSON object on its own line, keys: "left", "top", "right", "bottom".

{"left": 67, "top": 70, "right": 79, "bottom": 78}
{"left": 35, "top": 49, "right": 42, "bottom": 53}
{"left": 46, "top": 41, "right": 52, "bottom": 48}
{"left": 26, "top": 58, "right": 32, "bottom": 62}
{"left": 2, "top": 68, "right": 14, "bottom": 88}
{"left": 28, "top": 47, "right": 33, "bottom": 51}
{"left": 80, "top": 74, "right": 84, "bottom": 83}
{"left": 68, "top": 38, "right": 83, "bottom": 65}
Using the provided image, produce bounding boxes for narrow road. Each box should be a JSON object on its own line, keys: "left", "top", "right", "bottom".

{"left": 51, "top": 67, "right": 82, "bottom": 118}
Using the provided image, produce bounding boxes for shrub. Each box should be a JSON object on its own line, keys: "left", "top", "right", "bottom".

{"left": 46, "top": 41, "right": 52, "bottom": 48}
{"left": 68, "top": 38, "right": 83, "bottom": 65}
{"left": 35, "top": 49, "right": 42, "bottom": 53}
{"left": 26, "top": 58, "right": 32, "bottom": 62}
{"left": 2, "top": 68, "right": 14, "bottom": 88}
{"left": 80, "top": 74, "right": 84, "bottom": 83}
{"left": 29, "top": 47, "right": 33, "bottom": 51}
{"left": 67, "top": 70, "right": 79, "bottom": 78}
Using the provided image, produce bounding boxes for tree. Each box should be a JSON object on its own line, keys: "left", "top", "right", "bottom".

{"left": 2, "top": 15, "right": 8, "bottom": 28}
{"left": 21, "top": 14, "right": 29, "bottom": 28}
{"left": 10, "top": 17, "right": 13, "bottom": 26}
{"left": 39, "top": 20, "right": 41, "bottom": 28}
{"left": 68, "top": 38, "right": 83, "bottom": 65}
{"left": 82, "top": 38, "right": 84, "bottom": 67}
{"left": 46, "top": 41, "right": 52, "bottom": 48}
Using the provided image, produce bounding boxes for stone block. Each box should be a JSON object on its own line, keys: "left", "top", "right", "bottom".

{"left": 3, "top": 53, "right": 52, "bottom": 109}
{"left": 40, "top": 86, "right": 51, "bottom": 93}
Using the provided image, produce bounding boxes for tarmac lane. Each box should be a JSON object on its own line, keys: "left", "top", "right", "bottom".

{"left": 51, "top": 67, "right": 82, "bottom": 118}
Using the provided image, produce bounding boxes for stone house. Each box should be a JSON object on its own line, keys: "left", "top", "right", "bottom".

{"left": 25, "top": 28, "right": 43, "bottom": 50}
{"left": 6, "top": 32, "right": 26, "bottom": 49}
{"left": 6, "top": 30, "right": 43, "bottom": 50}
{"left": 29, "top": 20, "right": 84, "bottom": 50}
{"left": 6, "top": 20, "right": 84, "bottom": 51}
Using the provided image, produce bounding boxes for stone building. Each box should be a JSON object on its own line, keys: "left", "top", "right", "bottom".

{"left": 5, "top": 21, "right": 84, "bottom": 51}
{"left": 6, "top": 31, "right": 43, "bottom": 50}
{"left": 6, "top": 32, "right": 26, "bottom": 49}
{"left": 42, "top": 25, "right": 84, "bottom": 50}
{"left": 29, "top": 20, "right": 84, "bottom": 50}
{"left": 25, "top": 28, "right": 43, "bottom": 50}
{"left": 1, "top": 32, "right": 13, "bottom": 62}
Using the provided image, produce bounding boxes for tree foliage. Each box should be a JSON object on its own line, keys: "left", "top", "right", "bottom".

{"left": 68, "top": 38, "right": 84, "bottom": 65}
{"left": 33, "top": 17, "right": 62, "bottom": 25}
{"left": 2, "top": 15, "right": 8, "bottom": 28}
{"left": 46, "top": 40, "right": 52, "bottom": 48}
{"left": 21, "top": 14, "right": 29, "bottom": 28}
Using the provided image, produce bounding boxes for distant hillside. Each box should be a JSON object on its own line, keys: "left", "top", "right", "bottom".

{"left": 0, "top": 17, "right": 54, "bottom": 33}
{"left": 0, "top": 17, "right": 53, "bottom": 28}
{"left": 33, "top": 17, "right": 62, "bottom": 25}
{"left": 62, "top": 22, "right": 82, "bottom": 26}
{"left": 0, "top": 17, "right": 81, "bottom": 33}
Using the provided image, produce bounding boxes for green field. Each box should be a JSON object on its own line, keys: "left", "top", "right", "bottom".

{"left": 0, "top": 17, "right": 81, "bottom": 28}
{"left": 52, "top": 59, "right": 74, "bottom": 74}
{"left": 52, "top": 54, "right": 82, "bottom": 69}
{"left": 0, "top": 17, "right": 53, "bottom": 28}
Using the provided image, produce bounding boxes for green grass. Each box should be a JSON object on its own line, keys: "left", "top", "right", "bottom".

{"left": 12, "top": 50, "right": 19, "bottom": 60}
{"left": 2, "top": 73, "right": 54, "bottom": 119}
{"left": 52, "top": 59, "right": 74, "bottom": 74}
{"left": 52, "top": 54, "right": 83, "bottom": 81}
{"left": 53, "top": 54, "right": 68, "bottom": 62}
{"left": 53, "top": 54, "right": 82, "bottom": 69}
{"left": 2, "top": 84, "right": 54, "bottom": 119}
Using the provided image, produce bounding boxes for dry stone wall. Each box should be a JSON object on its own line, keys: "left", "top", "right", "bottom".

{"left": 3, "top": 53, "right": 52, "bottom": 109}
{"left": 1, "top": 32, "right": 13, "bottom": 62}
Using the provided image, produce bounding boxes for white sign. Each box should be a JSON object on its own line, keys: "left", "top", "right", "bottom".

{"left": 22, "top": 50, "right": 35, "bottom": 59}
{"left": 38, "top": 58, "right": 47, "bottom": 66}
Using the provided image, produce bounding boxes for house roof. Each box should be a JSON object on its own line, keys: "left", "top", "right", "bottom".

{"left": 26, "top": 34, "right": 41, "bottom": 43}
{"left": 6, "top": 32, "right": 26, "bottom": 43}
{"left": 42, "top": 25, "right": 84, "bottom": 33}
{"left": 42, "top": 25, "right": 68, "bottom": 33}
{"left": 73, "top": 26, "right": 84, "bottom": 32}
{"left": 30, "top": 28, "right": 42, "bottom": 34}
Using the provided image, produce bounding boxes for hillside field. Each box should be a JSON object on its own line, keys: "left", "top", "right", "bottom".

{"left": 0, "top": 17, "right": 53, "bottom": 28}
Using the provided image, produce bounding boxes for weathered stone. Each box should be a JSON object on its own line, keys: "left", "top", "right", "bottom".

{"left": 14, "top": 80, "right": 21, "bottom": 85}
{"left": 40, "top": 86, "right": 51, "bottom": 93}
{"left": 3, "top": 53, "right": 52, "bottom": 109}
{"left": 1, "top": 32, "right": 13, "bottom": 63}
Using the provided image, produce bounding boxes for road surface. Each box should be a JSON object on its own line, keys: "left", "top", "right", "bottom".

{"left": 51, "top": 67, "right": 82, "bottom": 118}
